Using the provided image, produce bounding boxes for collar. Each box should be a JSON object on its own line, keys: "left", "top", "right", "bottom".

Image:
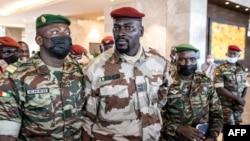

{"left": 108, "top": 46, "right": 146, "bottom": 64}
{"left": 32, "top": 53, "right": 79, "bottom": 75}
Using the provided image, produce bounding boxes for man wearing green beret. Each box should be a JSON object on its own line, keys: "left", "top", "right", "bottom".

{"left": 0, "top": 14, "right": 85, "bottom": 140}
{"left": 161, "top": 43, "right": 223, "bottom": 141}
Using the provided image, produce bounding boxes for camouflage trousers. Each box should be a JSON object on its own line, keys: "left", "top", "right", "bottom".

{"left": 222, "top": 107, "right": 242, "bottom": 125}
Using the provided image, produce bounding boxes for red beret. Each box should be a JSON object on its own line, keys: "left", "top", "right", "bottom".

{"left": 101, "top": 36, "right": 114, "bottom": 45}
{"left": 228, "top": 45, "right": 241, "bottom": 52}
{"left": 71, "top": 44, "right": 86, "bottom": 55}
{"left": 110, "top": 7, "right": 145, "bottom": 19}
{"left": 0, "top": 36, "right": 20, "bottom": 48}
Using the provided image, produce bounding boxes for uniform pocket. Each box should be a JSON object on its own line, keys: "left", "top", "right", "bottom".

{"left": 24, "top": 93, "right": 51, "bottom": 119}
{"left": 166, "top": 94, "right": 185, "bottom": 118}
{"left": 99, "top": 85, "right": 137, "bottom": 121}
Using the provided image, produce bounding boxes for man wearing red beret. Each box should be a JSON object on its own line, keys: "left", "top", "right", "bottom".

{"left": 214, "top": 45, "right": 249, "bottom": 129}
{"left": 0, "top": 36, "right": 20, "bottom": 75}
{"left": 100, "top": 36, "right": 114, "bottom": 53}
{"left": 70, "top": 44, "right": 94, "bottom": 64}
{"left": 82, "top": 6, "right": 172, "bottom": 141}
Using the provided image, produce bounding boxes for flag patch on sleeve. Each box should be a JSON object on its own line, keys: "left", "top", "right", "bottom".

{"left": 0, "top": 91, "right": 11, "bottom": 98}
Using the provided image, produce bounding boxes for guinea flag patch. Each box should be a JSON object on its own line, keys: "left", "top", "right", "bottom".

{"left": 0, "top": 91, "right": 11, "bottom": 98}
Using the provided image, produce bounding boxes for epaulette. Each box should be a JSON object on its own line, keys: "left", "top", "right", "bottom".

{"left": 5, "top": 60, "right": 33, "bottom": 74}
{"left": 5, "top": 64, "right": 18, "bottom": 74}
{"left": 195, "top": 71, "right": 211, "bottom": 80}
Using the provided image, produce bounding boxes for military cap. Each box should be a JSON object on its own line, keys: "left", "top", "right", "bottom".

{"left": 101, "top": 36, "right": 114, "bottom": 45}
{"left": 228, "top": 45, "right": 241, "bottom": 52}
{"left": 110, "top": 7, "right": 145, "bottom": 19}
{"left": 36, "top": 14, "right": 71, "bottom": 28}
{"left": 71, "top": 44, "right": 86, "bottom": 55}
{"left": 0, "top": 36, "right": 20, "bottom": 48}
{"left": 174, "top": 43, "right": 199, "bottom": 53}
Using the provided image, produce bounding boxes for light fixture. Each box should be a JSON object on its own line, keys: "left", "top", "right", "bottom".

{"left": 225, "top": 1, "right": 230, "bottom": 5}
{"left": 245, "top": 8, "right": 249, "bottom": 11}
{"left": 97, "top": 16, "right": 104, "bottom": 21}
{"left": 236, "top": 5, "right": 240, "bottom": 8}
{"left": 0, "top": 0, "right": 65, "bottom": 17}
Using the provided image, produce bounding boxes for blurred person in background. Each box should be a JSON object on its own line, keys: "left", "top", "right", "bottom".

{"left": 201, "top": 54, "right": 218, "bottom": 80}
{"left": 214, "top": 45, "right": 249, "bottom": 126}
{"left": 100, "top": 35, "right": 114, "bottom": 53}
{"left": 0, "top": 36, "right": 20, "bottom": 75}
{"left": 70, "top": 44, "right": 94, "bottom": 63}
{"left": 18, "top": 41, "right": 30, "bottom": 60}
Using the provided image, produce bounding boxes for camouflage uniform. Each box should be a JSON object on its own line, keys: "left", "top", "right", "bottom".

{"left": 169, "top": 62, "right": 177, "bottom": 78}
{"left": 214, "top": 62, "right": 249, "bottom": 125}
{"left": 0, "top": 53, "right": 85, "bottom": 141}
{"left": 82, "top": 46, "right": 172, "bottom": 141}
{"left": 161, "top": 72, "right": 223, "bottom": 141}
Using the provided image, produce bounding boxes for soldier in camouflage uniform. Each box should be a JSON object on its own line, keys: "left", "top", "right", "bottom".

{"left": 82, "top": 7, "right": 172, "bottom": 141}
{"left": 214, "top": 45, "right": 249, "bottom": 125}
{"left": 161, "top": 44, "right": 223, "bottom": 141}
{"left": 0, "top": 14, "right": 85, "bottom": 141}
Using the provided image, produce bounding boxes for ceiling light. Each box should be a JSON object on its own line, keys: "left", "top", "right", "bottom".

{"left": 236, "top": 5, "right": 240, "bottom": 8}
{"left": 110, "top": 0, "right": 115, "bottom": 2}
{"left": 97, "top": 16, "right": 104, "bottom": 21}
{"left": 225, "top": 1, "right": 230, "bottom": 5}
{"left": 245, "top": 8, "right": 249, "bottom": 11}
{"left": 0, "top": 0, "right": 65, "bottom": 17}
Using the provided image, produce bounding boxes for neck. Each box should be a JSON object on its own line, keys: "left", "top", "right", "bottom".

{"left": 179, "top": 74, "right": 193, "bottom": 80}
{"left": 40, "top": 49, "right": 64, "bottom": 68}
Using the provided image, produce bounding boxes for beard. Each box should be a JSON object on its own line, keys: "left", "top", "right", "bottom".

{"left": 115, "top": 38, "right": 130, "bottom": 53}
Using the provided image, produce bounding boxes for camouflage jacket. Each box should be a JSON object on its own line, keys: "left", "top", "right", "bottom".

{"left": 82, "top": 47, "right": 172, "bottom": 141}
{"left": 169, "top": 62, "right": 177, "bottom": 78}
{"left": 161, "top": 72, "right": 223, "bottom": 141}
{"left": 0, "top": 53, "right": 85, "bottom": 141}
{"left": 214, "top": 62, "right": 249, "bottom": 107}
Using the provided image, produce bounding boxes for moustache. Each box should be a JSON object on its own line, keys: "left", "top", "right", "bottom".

{"left": 115, "top": 37, "right": 129, "bottom": 43}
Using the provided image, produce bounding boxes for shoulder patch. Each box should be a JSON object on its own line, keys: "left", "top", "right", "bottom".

{"left": 5, "top": 65, "right": 17, "bottom": 74}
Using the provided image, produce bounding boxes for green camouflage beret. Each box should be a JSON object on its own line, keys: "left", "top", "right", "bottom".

{"left": 36, "top": 14, "right": 71, "bottom": 28}
{"left": 174, "top": 43, "right": 199, "bottom": 53}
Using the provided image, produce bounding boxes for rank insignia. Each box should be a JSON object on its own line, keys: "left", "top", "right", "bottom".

{"left": 5, "top": 65, "right": 17, "bottom": 74}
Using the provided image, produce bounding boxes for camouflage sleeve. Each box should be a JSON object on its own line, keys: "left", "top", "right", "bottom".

{"left": 0, "top": 73, "right": 22, "bottom": 137}
{"left": 161, "top": 120, "right": 181, "bottom": 137}
{"left": 213, "top": 67, "right": 224, "bottom": 88}
{"left": 158, "top": 61, "right": 172, "bottom": 109}
{"left": 82, "top": 74, "right": 97, "bottom": 140}
{"left": 207, "top": 88, "right": 223, "bottom": 138}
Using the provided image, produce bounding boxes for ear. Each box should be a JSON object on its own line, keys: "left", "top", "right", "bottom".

{"left": 35, "top": 35, "right": 42, "bottom": 46}
{"left": 139, "top": 26, "right": 144, "bottom": 37}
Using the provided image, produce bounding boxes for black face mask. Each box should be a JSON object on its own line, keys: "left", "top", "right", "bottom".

{"left": 178, "top": 64, "right": 197, "bottom": 76}
{"left": 46, "top": 36, "right": 72, "bottom": 59}
{"left": 4, "top": 55, "right": 18, "bottom": 64}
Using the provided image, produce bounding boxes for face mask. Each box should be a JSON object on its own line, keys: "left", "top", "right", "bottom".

{"left": 178, "top": 64, "right": 197, "bottom": 76}
{"left": 226, "top": 56, "right": 237, "bottom": 64}
{"left": 46, "top": 36, "right": 72, "bottom": 59}
{"left": 4, "top": 55, "right": 18, "bottom": 64}
{"left": 207, "top": 59, "right": 214, "bottom": 63}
